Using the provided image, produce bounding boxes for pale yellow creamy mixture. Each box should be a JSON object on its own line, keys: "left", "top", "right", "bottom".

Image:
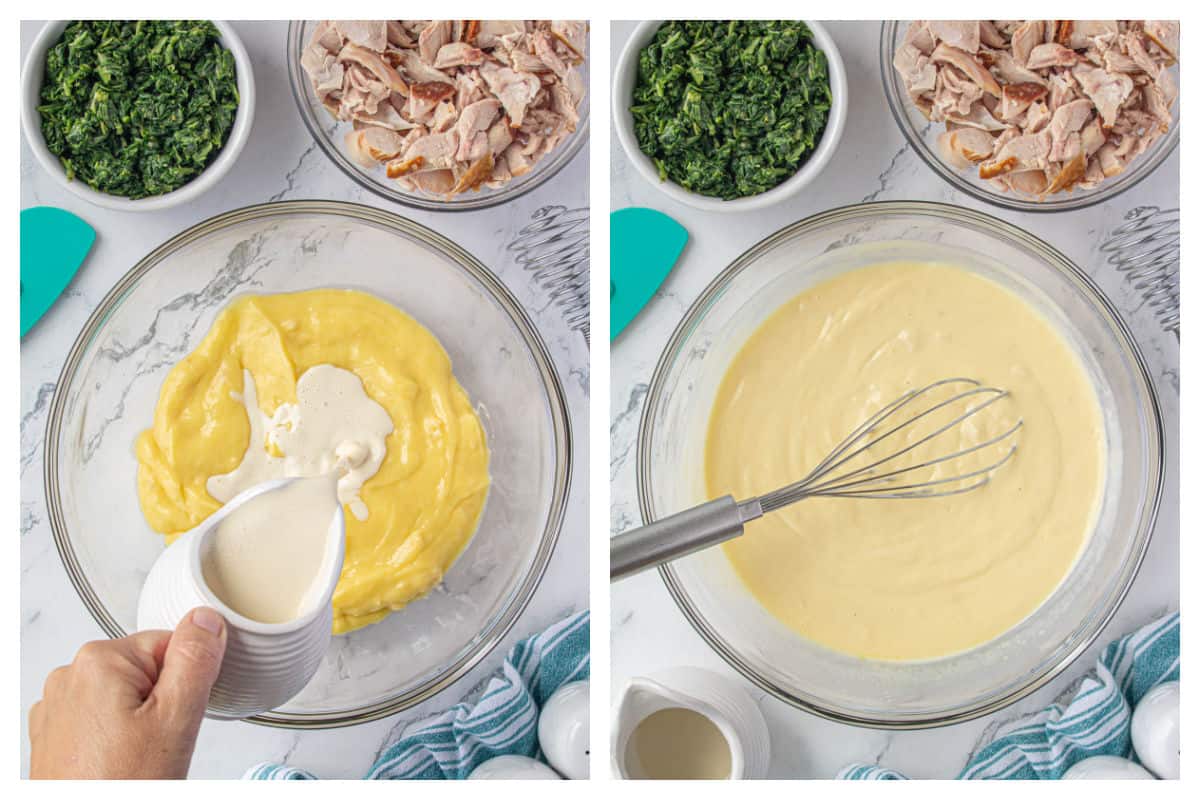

{"left": 706, "top": 261, "right": 1105, "bottom": 661}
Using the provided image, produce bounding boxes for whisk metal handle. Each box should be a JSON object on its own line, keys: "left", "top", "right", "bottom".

{"left": 610, "top": 496, "right": 762, "bottom": 582}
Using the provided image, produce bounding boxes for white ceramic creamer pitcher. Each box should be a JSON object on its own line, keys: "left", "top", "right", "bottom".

{"left": 612, "top": 666, "right": 771, "bottom": 779}
{"left": 136, "top": 478, "right": 345, "bottom": 720}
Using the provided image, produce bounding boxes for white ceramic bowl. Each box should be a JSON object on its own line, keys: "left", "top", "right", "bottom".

{"left": 20, "top": 20, "right": 255, "bottom": 212}
{"left": 611, "top": 667, "right": 770, "bottom": 780}
{"left": 612, "top": 20, "right": 847, "bottom": 213}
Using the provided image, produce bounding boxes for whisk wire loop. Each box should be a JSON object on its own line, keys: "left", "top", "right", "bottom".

{"left": 803, "top": 421, "right": 1021, "bottom": 498}
{"left": 756, "top": 377, "right": 1022, "bottom": 512}
{"left": 798, "top": 379, "right": 958, "bottom": 481}
{"left": 808, "top": 386, "right": 1013, "bottom": 489}
{"left": 805, "top": 381, "right": 1002, "bottom": 487}
{"left": 507, "top": 205, "right": 590, "bottom": 344}
{"left": 1099, "top": 206, "right": 1179, "bottom": 337}
{"left": 806, "top": 442, "right": 1018, "bottom": 499}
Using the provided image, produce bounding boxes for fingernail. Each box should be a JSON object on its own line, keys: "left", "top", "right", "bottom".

{"left": 191, "top": 607, "right": 225, "bottom": 636}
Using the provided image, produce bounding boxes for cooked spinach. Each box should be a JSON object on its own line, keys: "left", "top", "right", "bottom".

{"left": 38, "top": 21, "right": 239, "bottom": 199}
{"left": 630, "top": 21, "right": 832, "bottom": 200}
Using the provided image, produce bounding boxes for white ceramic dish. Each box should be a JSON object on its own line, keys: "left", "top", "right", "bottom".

{"left": 1063, "top": 756, "right": 1156, "bottom": 779}
{"left": 612, "top": 20, "right": 847, "bottom": 213}
{"left": 468, "top": 756, "right": 562, "bottom": 780}
{"left": 20, "top": 20, "right": 255, "bottom": 212}
{"left": 136, "top": 478, "right": 345, "bottom": 720}
{"left": 612, "top": 666, "right": 770, "bottom": 780}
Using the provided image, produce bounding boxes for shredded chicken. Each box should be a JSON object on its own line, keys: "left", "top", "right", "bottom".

{"left": 302, "top": 20, "right": 587, "bottom": 197}
{"left": 895, "top": 20, "right": 1178, "bottom": 197}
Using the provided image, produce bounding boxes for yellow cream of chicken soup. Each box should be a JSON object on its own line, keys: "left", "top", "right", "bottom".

{"left": 135, "top": 289, "right": 490, "bottom": 634}
{"left": 705, "top": 261, "right": 1105, "bottom": 661}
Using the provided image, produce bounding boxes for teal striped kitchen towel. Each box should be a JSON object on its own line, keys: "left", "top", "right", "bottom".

{"left": 838, "top": 611, "right": 1179, "bottom": 780}
{"left": 245, "top": 610, "right": 590, "bottom": 780}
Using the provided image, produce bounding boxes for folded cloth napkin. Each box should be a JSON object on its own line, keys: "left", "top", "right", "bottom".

{"left": 839, "top": 611, "right": 1179, "bottom": 780}
{"left": 246, "top": 610, "right": 590, "bottom": 780}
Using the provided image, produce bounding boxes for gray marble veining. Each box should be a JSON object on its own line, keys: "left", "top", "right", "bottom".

{"left": 610, "top": 20, "right": 1179, "bottom": 780}
{"left": 20, "top": 20, "right": 589, "bottom": 778}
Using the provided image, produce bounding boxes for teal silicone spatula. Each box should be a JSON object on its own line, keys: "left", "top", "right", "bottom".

{"left": 610, "top": 207, "right": 688, "bottom": 341}
{"left": 21, "top": 207, "right": 95, "bottom": 338}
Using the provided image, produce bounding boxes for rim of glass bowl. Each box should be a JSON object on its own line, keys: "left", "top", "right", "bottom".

{"left": 286, "top": 20, "right": 590, "bottom": 213}
{"left": 44, "top": 200, "right": 573, "bottom": 729}
{"left": 635, "top": 200, "right": 1164, "bottom": 729}
{"left": 878, "top": 22, "right": 1179, "bottom": 214}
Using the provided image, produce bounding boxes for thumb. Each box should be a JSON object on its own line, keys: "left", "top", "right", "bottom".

{"left": 150, "top": 607, "right": 227, "bottom": 727}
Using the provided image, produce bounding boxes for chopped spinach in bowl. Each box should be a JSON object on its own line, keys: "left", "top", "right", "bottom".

{"left": 631, "top": 21, "right": 832, "bottom": 200}
{"left": 38, "top": 21, "right": 239, "bottom": 199}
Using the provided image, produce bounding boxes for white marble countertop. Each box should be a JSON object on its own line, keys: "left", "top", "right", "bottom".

{"left": 20, "top": 20, "right": 589, "bottom": 778}
{"left": 609, "top": 20, "right": 1179, "bottom": 779}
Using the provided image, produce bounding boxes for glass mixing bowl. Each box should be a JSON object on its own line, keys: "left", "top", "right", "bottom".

{"left": 286, "top": 21, "right": 590, "bottom": 212}
{"left": 637, "top": 201, "right": 1163, "bottom": 728}
{"left": 45, "top": 201, "right": 571, "bottom": 728}
{"left": 879, "top": 21, "right": 1179, "bottom": 214}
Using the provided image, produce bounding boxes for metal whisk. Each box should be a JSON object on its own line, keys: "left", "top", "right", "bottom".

{"left": 507, "top": 205, "right": 590, "bottom": 345}
{"left": 611, "top": 378, "right": 1023, "bottom": 581}
{"left": 1099, "top": 206, "right": 1179, "bottom": 338}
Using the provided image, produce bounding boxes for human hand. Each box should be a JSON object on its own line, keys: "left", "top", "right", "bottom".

{"left": 29, "top": 607, "right": 227, "bottom": 779}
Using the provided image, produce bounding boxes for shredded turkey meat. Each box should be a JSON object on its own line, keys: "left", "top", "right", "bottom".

{"left": 895, "top": 20, "right": 1178, "bottom": 197}
{"left": 302, "top": 20, "right": 587, "bottom": 197}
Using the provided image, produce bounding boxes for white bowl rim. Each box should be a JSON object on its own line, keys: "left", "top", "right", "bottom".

{"left": 612, "top": 20, "right": 848, "bottom": 213}
{"left": 20, "top": 20, "right": 256, "bottom": 212}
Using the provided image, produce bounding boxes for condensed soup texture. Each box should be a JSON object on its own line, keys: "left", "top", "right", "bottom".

{"left": 705, "top": 261, "right": 1105, "bottom": 661}
{"left": 136, "top": 289, "right": 491, "bottom": 634}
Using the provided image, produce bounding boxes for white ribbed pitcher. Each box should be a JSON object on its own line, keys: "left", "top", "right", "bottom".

{"left": 612, "top": 666, "right": 771, "bottom": 779}
{"left": 136, "top": 478, "right": 345, "bottom": 719}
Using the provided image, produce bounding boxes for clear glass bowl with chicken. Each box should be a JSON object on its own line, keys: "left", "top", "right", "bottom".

{"left": 882, "top": 20, "right": 1178, "bottom": 210}
{"left": 290, "top": 20, "right": 588, "bottom": 209}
